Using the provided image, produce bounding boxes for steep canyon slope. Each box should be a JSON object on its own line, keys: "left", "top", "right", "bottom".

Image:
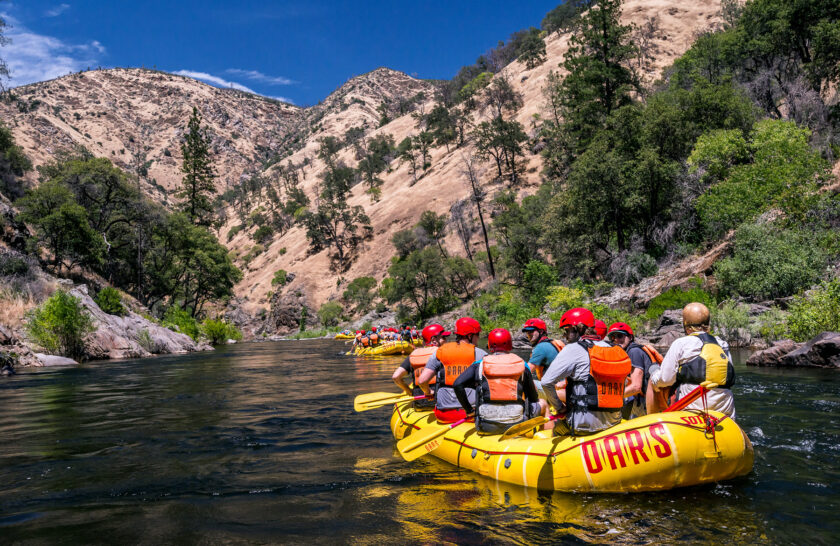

{"left": 1, "top": 0, "right": 726, "bottom": 320}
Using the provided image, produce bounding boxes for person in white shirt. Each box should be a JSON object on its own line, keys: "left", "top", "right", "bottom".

{"left": 648, "top": 302, "right": 737, "bottom": 418}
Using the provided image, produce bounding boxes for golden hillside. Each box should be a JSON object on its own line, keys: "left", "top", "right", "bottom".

{"left": 1, "top": 0, "right": 726, "bottom": 321}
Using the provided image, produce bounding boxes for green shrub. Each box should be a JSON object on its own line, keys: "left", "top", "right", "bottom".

{"left": 253, "top": 224, "right": 274, "bottom": 243}
{"left": 201, "top": 318, "right": 242, "bottom": 345}
{"left": 343, "top": 276, "right": 377, "bottom": 312}
{"left": 0, "top": 251, "right": 30, "bottom": 276}
{"left": 137, "top": 329, "right": 154, "bottom": 352}
{"left": 786, "top": 279, "right": 840, "bottom": 342}
{"left": 754, "top": 307, "right": 788, "bottom": 342}
{"left": 317, "top": 301, "right": 343, "bottom": 327}
{"left": 711, "top": 300, "right": 751, "bottom": 343}
{"left": 715, "top": 223, "right": 827, "bottom": 301}
{"left": 644, "top": 280, "right": 716, "bottom": 322}
{"left": 271, "top": 269, "right": 288, "bottom": 286}
{"left": 162, "top": 306, "right": 200, "bottom": 340}
{"left": 523, "top": 260, "right": 557, "bottom": 307}
{"left": 94, "top": 286, "right": 126, "bottom": 316}
{"left": 26, "top": 289, "right": 94, "bottom": 358}
{"left": 360, "top": 320, "right": 372, "bottom": 331}
{"left": 227, "top": 224, "right": 243, "bottom": 242}
{"left": 545, "top": 285, "right": 587, "bottom": 314}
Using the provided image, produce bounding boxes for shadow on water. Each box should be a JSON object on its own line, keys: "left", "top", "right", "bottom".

{"left": 0, "top": 340, "right": 838, "bottom": 543}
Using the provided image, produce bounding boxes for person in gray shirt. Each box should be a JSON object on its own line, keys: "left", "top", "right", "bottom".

{"left": 541, "top": 308, "right": 626, "bottom": 435}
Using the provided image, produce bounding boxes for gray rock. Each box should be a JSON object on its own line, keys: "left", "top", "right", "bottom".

{"left": 0, "top": 324, "right": 16, "bottom": 345}
{"left": 66, "top": 285, "right": 210, "bottom": 360}
{"left": 264, "top": 289, "right": 318, "bottom": 335}
{"left": 653, "top": 330, "right": 682, "bottom": 350}
{"left": 659, "top": 310, "right": 683, "bottom": 327}
{"left": 746, "top": 339, "right": 801, "bottom": 367}
{"left": 512, "top": 331, "right": 531, "bottom": 350}
{"left": 780, "top": 332, "right": 840, "bottom": 368}
{"left": 35, "top": 353, "right": 78, "bottom": 366}
{"left": 349, "top": 308, "right": 397, "bottom": 330}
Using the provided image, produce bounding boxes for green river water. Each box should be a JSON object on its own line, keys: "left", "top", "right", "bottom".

{"left": 0, "top": 339, "right": 838, "bottom": 544}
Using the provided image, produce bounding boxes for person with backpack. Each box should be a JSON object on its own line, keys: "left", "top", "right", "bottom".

{"left": 541, "top": 308, "right": 631, "bottom": 435}
{"left": 649, "top": 302, "right": 737, "bottom": 418}
{"left": 606, "top": 322, "right": 662, "bottom": 419}
{"left": 452, "top": 328, "right": 541, "bottom": 434}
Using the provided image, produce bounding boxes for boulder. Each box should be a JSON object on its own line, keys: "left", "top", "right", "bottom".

{"left": 66, "top": 284, "right": 211, "bottom": 360}
{"left": 512, "top": 331, "right": 531, "bottom": 350}
{"left": 264, "top": 289, "right": 318, "bottom": 335}
{"left": 0, "top": 324, "right": 16, "bottom": 345}
{"left": 780, "top": 332, "right": 840, "bottom": 368}
{"left": 35, "top": 353, "right": 78, "bottom": 366}
{"left": 652, "top": 329, "right": 682, "bottom": 350}
{"left": 746, "top": 339, "right": 801, "bottom": 367}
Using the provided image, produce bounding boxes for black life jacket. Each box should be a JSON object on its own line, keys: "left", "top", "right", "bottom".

{"left": 676, "top": 332, "right": 735, "bottom": 389}
{"left": 566, "top": 340, "right": 631, "bottom": 412}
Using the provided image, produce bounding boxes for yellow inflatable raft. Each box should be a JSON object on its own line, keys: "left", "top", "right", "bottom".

{"left": 353, "top": 340, "right": 415, "bottom": 356}
{"left": 334, "top": 333, "right": 355, "bottom": 340}
{"left": 390, "top": 403, "right": 753, "bottom": 493}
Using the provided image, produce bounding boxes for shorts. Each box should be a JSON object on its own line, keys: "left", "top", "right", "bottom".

{"left": 434, "top": 407, "right": 469, "bottom": 424}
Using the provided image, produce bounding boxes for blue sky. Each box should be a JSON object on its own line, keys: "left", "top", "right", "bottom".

{"left": 1, "top": 1, "right": 559, "bottom": 105}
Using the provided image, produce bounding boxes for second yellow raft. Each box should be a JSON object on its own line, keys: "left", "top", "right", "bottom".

{"left": 391, "top": 403, "right": 753, "bottom": 493}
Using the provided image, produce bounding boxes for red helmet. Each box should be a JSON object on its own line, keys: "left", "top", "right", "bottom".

{"left": 371, "top": 327, "right": 377, "bottom": 332}
{"left": 558, "top": 307, "right": 595, "bottom": 329}
{"left": 487, "top": 328, "right": 513, "bottom": 352}
{"left": 454, "top": 317, "right": 481, "bottom": 336}
{"left": 522, "top": 318, "right": 547, "bottom": 332}
{"left": 594, "top": 319, "right": 607, "bottom": 340}
{"left": 421, "top": 324, "right": 451, "bottom": 344}
{"left": 607, "top": 322, "right": 634, "bottom": 338}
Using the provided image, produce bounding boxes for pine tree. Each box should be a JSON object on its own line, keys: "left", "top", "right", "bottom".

{"left": 556, "top": 0, "right": 638, "bottom": 154}
{"left": 177, "top": 107, "right": 216, "bottom": 225}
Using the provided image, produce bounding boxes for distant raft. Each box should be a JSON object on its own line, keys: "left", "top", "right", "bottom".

{"left": 390, "top": 403, "right": 754, "bottom": 493}
{"left": 334, "top": 333, "right": 355, "bottom": 340}
{"left": 353, "top": 340, "right": 416, "bottom": 356}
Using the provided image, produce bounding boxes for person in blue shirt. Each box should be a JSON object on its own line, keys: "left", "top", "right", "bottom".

{"left": 522, "top": 318, "right": 565, "bottom": 415}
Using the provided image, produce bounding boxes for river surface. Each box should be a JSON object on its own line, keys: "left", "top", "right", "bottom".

{"left": 0, "top": 339, "right": 838, "bottom": 544}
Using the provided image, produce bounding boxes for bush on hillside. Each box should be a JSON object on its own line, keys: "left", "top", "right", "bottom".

{"left": 786, "top": 279, "right": 840, "bottom": 342}
{"left": 201, "top": 318, "right": 242, "bottom": 345}
{"left": 271, "top": 269, "right": 288, "bottom": 286}
{"left": 522, "top": 260, "right": 557, "bottom": 307}
{"left": 711, "top": 300, "right": 751, "bottom": 345}
{"left": 643, "top": 279, "right": 716, "bottom": 322}
{"left": 342, "top": 276, "right": 377, "bottom": 313}
{"left": 94, "top": 287, "right": 126, "bottom": 316}
{"left": 162, "top": 306, "right": 200, "bottom": 340}
{"left": 318, "top": 302, "right": 343, "bottom": 328}
{"left": 715, "top": 223, "right": 827, "bottom": 301}
{"left": 26, "top": 289, "right": 93, "bottom": 358}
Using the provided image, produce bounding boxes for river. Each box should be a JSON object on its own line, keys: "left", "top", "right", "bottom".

{"left": 0, "top": 340, "right": 838, "bottom": 544}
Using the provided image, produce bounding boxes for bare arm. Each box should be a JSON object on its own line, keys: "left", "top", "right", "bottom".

{"left": 391, "top": 367, "right": 412, "bottom": 395}
{"left": 624, "top": 368, "right": 643, "bottom": 398}
{"left": 417, "top": 368, "right": 436, "bottom": 396}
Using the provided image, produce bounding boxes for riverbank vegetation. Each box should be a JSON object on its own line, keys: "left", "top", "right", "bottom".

{"left": 328, "top": 0, "right": 840, "bottom": 342}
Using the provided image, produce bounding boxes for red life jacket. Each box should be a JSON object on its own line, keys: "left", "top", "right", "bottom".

{"left": 567, "top": 340, "right": 631, "bottom": 411}
{"left": 479, "top": 353, "right": 527, "bottom": 403}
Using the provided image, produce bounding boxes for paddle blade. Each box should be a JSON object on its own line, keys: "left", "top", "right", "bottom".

{"left": 501, "top": 416, "right": 548, "bottom": 440}
{"left": 354, "top": 392, "right": 406, "bottom": 412}
{"left": 356, "top": 394, "right": 414, "bottom": 412}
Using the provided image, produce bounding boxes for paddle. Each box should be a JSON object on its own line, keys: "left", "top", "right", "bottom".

{"left": 354, "top": 391, "right": 413, "bottom": 411}
{"left": 355, "top": 393, "right": 431, "bottom": 412}
{"left": 397, "top": 418, "right": 468, "bottom": 462}
{"left": 501, "top": 413, "right": 562, "bottom": 440}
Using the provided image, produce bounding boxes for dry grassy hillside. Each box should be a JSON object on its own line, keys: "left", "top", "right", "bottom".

{"left": 1, "top": 0, "right": 726, "bottom": 323}
{"left": 0, "top": 68, "right": 301, "bottom": 202}
{"left": 230, "top": 0, "right": 726, "bottom": 315}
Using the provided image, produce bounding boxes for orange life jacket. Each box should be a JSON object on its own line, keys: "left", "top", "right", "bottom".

{"left": 370, "top": 333, "right": 379, "bottom": 345}
{"left": 360, "top": 336, "right": 369, "bottom": 347}
{"left": 567, "top": 341, "right": 631, "bottom": 411}
{"left": 435, "top": 341, "right": 476, "bottom": 386}
{"left": 479, "top": 353, "right": 526, "bottom": 402}
{"left": 409, "top": 346, "right": 437, "bottom": 386}
{"left": 641, "top": 344, "right": 664, "bottom": 364}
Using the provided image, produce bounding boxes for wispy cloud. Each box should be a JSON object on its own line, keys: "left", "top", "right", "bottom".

{"left": 225, "top": 68, "right": 296, "bottom": 86}
{"left": 45, "top": 3, "right": 71, "bottom": 17}
{"left": 172, "top": 69, "right": 295, "bottom": 104}
{"left": 1, "top": 13, "right": 104, "bottom": 88}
